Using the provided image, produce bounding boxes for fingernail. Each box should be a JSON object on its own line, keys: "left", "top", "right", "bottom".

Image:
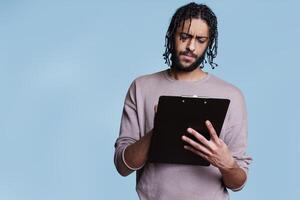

{"left": 205, "top": 120, "right": 210, "bottom": 125}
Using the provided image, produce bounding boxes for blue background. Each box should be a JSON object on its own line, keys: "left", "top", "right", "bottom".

{"left": 0, "top": 0, "right": 299, "bottom": 199}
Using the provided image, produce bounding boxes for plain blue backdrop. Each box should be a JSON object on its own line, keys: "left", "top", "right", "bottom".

{"left": 0, "top": 0, "right": 299, "bottom": 199}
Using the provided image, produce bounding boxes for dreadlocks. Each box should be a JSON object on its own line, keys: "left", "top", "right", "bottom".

{"left": 163, "top": 2, "right": 218, "bottom": 69}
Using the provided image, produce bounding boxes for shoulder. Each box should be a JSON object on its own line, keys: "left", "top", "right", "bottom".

{"left": 208, "top": 74, "right": 245, "bottom": 101}
{"left": 125, "top": 69, "right": 166, "bottom": 96}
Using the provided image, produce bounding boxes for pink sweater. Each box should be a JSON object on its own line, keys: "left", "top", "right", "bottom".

{"left": 114, "top": 69, "right": 252, "bottom": 200}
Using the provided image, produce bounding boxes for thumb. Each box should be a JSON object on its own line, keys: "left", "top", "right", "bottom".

{"left": 154, "top": 105, "right": 158, "bottom": 113}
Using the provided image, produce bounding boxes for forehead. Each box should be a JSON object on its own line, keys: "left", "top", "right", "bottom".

{"left": 176, "top": 18, "right": 209, "bottom": 37}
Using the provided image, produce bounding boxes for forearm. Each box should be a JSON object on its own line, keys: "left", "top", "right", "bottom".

{"left": 118, "top": 130, "right": 153, "bottom": 176}
{"left": 219, "top": 161, "right": 247, "bottom": 190}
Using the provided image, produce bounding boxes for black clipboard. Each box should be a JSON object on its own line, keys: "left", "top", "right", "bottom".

{"left": 148, "top": 95, "right": 230, "bottom": 166}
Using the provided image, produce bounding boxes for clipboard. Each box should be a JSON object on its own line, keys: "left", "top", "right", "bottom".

{"left": 148, "top": 95, "right": 230, "bottom": 166}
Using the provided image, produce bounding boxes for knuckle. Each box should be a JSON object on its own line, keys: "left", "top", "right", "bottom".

{"left": 188, "top": 138, "right": 196, "bottom": 146}
{"left": 195, "top": 143, "right": 202, "bottom": 150}
{"left": 186, "top": 137, "right": 193, "bottom": 144}
{"left": 196, "top": 134, "right": 205, "bottom": 142}
{"left": 219, "top": 139, "right": 225, "bottom": 144}
{"left": 196, "top": 135, "right": 203, "bottom": 142}
{"left": 210, "top": 146, "right": 218, "bottom": 154}
{"left": 206, "top": 152, "right": 212, "bottom": 157}
{"left": 191, "top": 129, "right": 198, "bottom": 136}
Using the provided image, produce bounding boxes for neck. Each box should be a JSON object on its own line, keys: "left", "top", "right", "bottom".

{"left": 168, "top": 68, "right": 207, "bottom": 81}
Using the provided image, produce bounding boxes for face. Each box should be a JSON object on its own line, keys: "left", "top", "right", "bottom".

{"left": 171, "top": 18, "right": 210, "bottom": 72}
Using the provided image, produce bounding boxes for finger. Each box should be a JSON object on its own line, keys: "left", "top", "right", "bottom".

{"left": 154, "top": 105, "right": 158, "bottom": 113}
{"left": 184, "top": 145, "right": 209, "bottom": 161}
{"left": 186, "top": 127, "right": 211, "bottom": 149}
{"left": 205, "top": 120, "right": 219, "bottom": 142}
{"left": 182, "top": 135, "right": 212, "bottom": 156}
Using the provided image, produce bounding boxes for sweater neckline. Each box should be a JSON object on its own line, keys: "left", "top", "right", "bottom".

{"left": 163, "top": 69, "right": 211, "bottom": 83}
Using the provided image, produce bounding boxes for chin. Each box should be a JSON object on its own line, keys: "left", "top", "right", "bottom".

{"left": 181, "top": 63, "right": 194, "bottom": 68}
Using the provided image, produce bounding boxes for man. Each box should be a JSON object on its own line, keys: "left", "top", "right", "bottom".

{"left": 114, "top": 2, "right": 252, "bottom": 200}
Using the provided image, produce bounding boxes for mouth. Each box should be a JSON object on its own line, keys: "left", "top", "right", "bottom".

{"left": 181, "top": 54, "right": 196, "bottom": 62}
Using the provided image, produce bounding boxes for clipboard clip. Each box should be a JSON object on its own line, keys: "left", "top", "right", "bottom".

{"left": 180, "top": 95, "right": 210, "bottom": 98}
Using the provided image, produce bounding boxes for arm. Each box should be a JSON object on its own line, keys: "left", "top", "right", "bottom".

{"left": 120, "top": 130, "right": 153, "bottom": 176}
{"left": 114, "top": 80, "right": 156, "bottom": 177}
{"left": 114, "top": 80, "right": 141, "bottom": 176}
{"left": 219, "top": 161, "right": 247, "bottom": 190}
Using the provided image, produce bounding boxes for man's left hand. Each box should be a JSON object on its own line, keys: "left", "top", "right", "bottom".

{"left": 182, "top": 120, "right": 235, "bottom": 171}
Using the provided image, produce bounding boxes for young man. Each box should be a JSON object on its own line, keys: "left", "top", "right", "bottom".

{"left": 114, "top": 2, "right": 252, "bottom": 200}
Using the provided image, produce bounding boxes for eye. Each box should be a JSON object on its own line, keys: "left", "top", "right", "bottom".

{"left": 197, "top": 38, "right": 207, "bottom": 44}
{"left": 179, "top": 33, "right": 190, "bottom": 41}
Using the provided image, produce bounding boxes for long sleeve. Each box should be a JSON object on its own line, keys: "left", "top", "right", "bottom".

{"left": 114, "top": 80, "right": 141, "bottom": 176}
{"left": 222, "top": 90, "right": 252, "bottom": 191}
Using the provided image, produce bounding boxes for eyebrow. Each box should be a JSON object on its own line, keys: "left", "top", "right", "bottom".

{"left": 180, "top": 32, "right": 209, "bottom": 39}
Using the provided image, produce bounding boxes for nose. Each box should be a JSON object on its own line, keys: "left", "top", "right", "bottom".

{"left": 187, "top": 39, "right": 196, "bottom": 52}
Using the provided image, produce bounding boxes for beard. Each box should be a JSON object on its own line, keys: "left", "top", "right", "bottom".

{"left": 170, "top": 50, "right": 206, "bottom": 72}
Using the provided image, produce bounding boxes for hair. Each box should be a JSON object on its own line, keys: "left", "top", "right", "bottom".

{"left": 163, "top": 2, "right": 218, "bottom": 69}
